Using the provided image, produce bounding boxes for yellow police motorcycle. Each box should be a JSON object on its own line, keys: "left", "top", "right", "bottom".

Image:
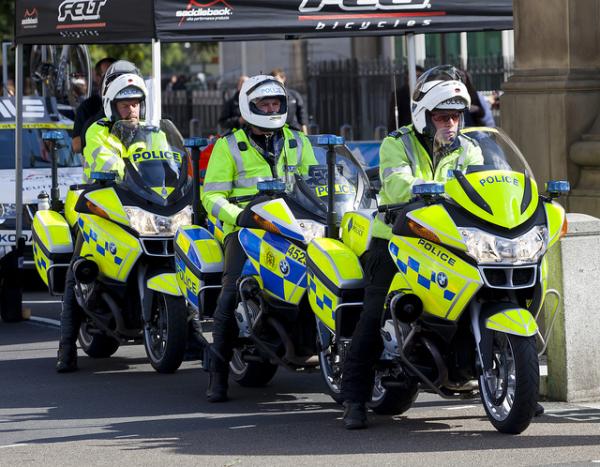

{"left": 309, "top": 128, "right": 569, "bottom": 434}
{"left": 32, "top": 120, "right": 193, "bottom": 373}
{"left": 175, "top": 136, "right": 375, "bottom": 386}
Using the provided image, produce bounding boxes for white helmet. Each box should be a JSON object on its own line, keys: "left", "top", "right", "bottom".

{"left": 100, "top": 60, "right": 141, "bottom": 99}
{"left": 239, "top": 75, "right": 288, "bottom": 131}
{"left": 410, "top": 65, "right": 471, "bottom": 136}
{"left": 102, "top": 73, "right": 147, "bottom": 122}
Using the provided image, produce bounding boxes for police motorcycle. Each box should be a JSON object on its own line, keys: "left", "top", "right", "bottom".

{"left": 32, "top": 120, "right": 194, "bottom": 373}
{"left": 174, "top": 136, "right": 375, "bottom": 386}
{"left": 309, "top": 127, "right": 569, "bottom": 434}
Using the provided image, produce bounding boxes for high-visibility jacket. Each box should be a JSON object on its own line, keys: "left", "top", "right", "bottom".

{"left": 202, "top": 126, "right": 318, "bottom": 238}
{"left": 82, "top": 119, "right": 173, "bottom": 182}
{"left": 373, "top": 124, "right": 484, "bottom": 240}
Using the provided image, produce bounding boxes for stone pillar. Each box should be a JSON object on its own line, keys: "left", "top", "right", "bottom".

{"left": 542, "top": 214, "right": 600, "bottom": 402}
{"left": 501, "top": 0, "right": 600, "bottom": 216}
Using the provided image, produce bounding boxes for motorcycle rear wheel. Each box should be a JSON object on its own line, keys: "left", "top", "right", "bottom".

{"left": 479, "top": 332, "right": 538, "bottom": 434}
{"left": 143, "top": 294, "right": 187, "bottom": 374}
{"left": 78, "top": 322, "right": 119, "bottom": 358}
{"left": 230, "top": 348, "right": 278, "bottom": 387}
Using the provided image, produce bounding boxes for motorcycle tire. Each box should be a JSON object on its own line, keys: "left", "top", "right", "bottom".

{"left": 143, "top": 294, "right": 187, "bottom": 374}
{"left": 78, "top": 324, "right": 119, "bottom": 358}
{"left": 479, "top": 332, "right": 538, "bottom": 434}
{"left": 230, "top": 348, "right": 278, "bottom": 387}
{"left": 369, "top": 376, "right": 419, "bottom": 415}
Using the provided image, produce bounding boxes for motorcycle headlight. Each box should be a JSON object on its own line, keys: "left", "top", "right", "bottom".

{"left": 124, "top": 206, "right": 192, "bottom": 236}
{"left": 459, "top": 225, "right": 548, "bottom": 265}
{"left": 298, "top": 219, "right": 326, "bottom": 244}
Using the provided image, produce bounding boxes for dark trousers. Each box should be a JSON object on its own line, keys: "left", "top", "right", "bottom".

{"left": 59, "top": 237, "right": 84, "bottom": 348}
{"left": 210, "top": 231, "right": 246, "bottom": 372}
{"left": 341, "top": 238, "right": 396, "bottom": 403}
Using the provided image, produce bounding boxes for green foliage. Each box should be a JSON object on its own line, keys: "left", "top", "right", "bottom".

{"left": 0, "top": 0, "right": 15, "bottom": 40}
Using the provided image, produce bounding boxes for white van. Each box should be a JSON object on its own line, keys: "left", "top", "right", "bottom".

{"left": 0, "top": 96, "right": 82, "bottom": 265}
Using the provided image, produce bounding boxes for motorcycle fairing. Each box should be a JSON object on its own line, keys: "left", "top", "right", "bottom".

{"left": 147, "top": 273, "right": 183, "bottom": 297}
{"left": 251, "top": 199, "right": 306, "bottom": 242}
{"left": 340, "top": 210, "right": 375, "bottom": 257}
{"left": 485, "top": 308, "right": 538, "bottom": 336}
{"left": 65, "top": 188, "right": 83, "bottom": 228}
{"left": 388, "top": 236, "right": 483, "bottom": 321}
{"left": 84, "top": 187, "right": 130, "bottom": 226}
{"left": 406, "top": 204, "right": 466, "bottom": 251}
{"left": 445, "top": 170, "right": 539, "bottom": 229}
{"left": 544, "top": 201, "right": 566, "bottom": 248}
{"left": 78, "top": 214, "right": 142, "bottom": 282}
{"left": 174, "top": 225, "right": 223, "bottom": 309}
{"left": 238, "top": 227, "right": 307, "bottom": 305}
{"left": 206, "top": 213, "right": 225, "bottom": 243}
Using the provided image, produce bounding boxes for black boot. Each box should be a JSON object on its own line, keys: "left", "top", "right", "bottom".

{"left": 206, "top": 370, "right": 229, "bottom": 402}
{"left": 343, "top": 401, "right": 367, "bottom": 430}
{"left": 56, "top": 344, "right": 78, "bottom": 373}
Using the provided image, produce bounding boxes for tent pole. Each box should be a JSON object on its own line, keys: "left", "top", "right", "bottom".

{"left": 152, "top": 39, "right": 162, "bottom": 124}
{"left": 15, "top": 43, "right": 23, "bottom": 246}
{"left": 407, "top": 33, "right": 417, "bottom": 95}
{"left": 460, "top": 32, "right": 468, "bottom": 70}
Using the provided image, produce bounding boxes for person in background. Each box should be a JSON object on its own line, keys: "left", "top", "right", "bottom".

{"left": 387, "top": 65, "right": 424, "bottom": 133}
{"left": 218, "top": 74, "right": 248, "bottom": 133}
{"left": 71, "top": 57, "right": 116, "bottom": 154}
{"left": 270, "top": 68, "right": 308, "bottom": 133}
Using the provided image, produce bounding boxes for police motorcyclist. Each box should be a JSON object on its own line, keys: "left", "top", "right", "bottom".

{"left": 55, "top": 73, "right": 149, "bottom": 372}
{"left": 201, "top": 74, "right": 318, "bottom": 402}
{"left": 341, "top": 65, "right": 484, "bottom": 429}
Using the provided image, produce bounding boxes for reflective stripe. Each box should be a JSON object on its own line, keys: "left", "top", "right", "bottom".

{"left": 382, "top": 166, "right": 412, "bottom": 179}
{"left": 399, "top": 133, "right": 417, "bottom": 176}
{"left": 289, "top": 130, "right": 303, "bottom": 167}
{"left": 235, "top": 176, "right": 271, "bottom": 188}
{"left": 98, "top": 155, "right": 121, "bottom": 172}
{"left": 204, "top": 181, "right": 233, "bottom": 192}
{"left": 226, "top": 133, "right": 246, "bottom": 177}
{"left": 210, "top": 197, "right": 229, "bottom": 217}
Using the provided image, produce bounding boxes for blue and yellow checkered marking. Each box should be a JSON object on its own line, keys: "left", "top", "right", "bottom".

{"left": 390, "top": 241, "right": 455, "bottom": 302}
{"left": 79, "top": 217, "right": 124, "bottom": 265}
{"left": 307, "top": 271, "right": 337, "bottom": 329}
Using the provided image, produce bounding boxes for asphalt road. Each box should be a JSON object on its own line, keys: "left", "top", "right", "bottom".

{"left": 1, "top": 293, "right": 599, "bottom": 466}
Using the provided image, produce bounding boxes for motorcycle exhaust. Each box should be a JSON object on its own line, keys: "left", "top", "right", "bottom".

{"left": 388, "top": 292, "right": 423, "bottom": 323}
{"left": 73, "top": 258, "right": 99, "bottom": 284}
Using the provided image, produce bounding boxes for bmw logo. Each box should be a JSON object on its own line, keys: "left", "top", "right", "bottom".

{"left": 109, "top": 242, "right": 117, "bottom": 255}
{"left": 437, "top": 272, "right": 448, "bottom": 288}
{"left": 279, "top": 259, "right": 290, "bottom": 276}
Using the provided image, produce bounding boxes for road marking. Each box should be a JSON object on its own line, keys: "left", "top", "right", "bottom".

{"left": 443, "top": 405, "right": 477, "bottom": 410}
{"left": 229, "top": 425, "right": 256, "bottom": 430}
{"left": 0, "top": 444, "right": 29, "bottom": 449}
{"left": 29, "top": 316, "right": 60, "bottom": 327}
{"left": 115, "top": 435, "right": 140, "bottom": 439}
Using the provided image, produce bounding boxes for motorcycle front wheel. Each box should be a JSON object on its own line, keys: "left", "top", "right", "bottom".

{"left": 318, "top": 340, "right": 344, "bottom": 404}
{"left": 78, "top": 321, "right": 119, "bottom": 358}
{"left": 479, "top": 332, "right": 539, "bottom": 434}
{"left": 230, "top": 348, "right": 278, "bottom": 387}
{"left": 143, "top": 294, "right": 187, "bottom": 374}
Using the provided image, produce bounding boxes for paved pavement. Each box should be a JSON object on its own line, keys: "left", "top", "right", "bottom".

{"left": 0, "top": 292, "right": 599, "bottom": 466}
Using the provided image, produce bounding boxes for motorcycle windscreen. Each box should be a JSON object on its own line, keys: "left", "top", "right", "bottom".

{"left": 287, "top": 143, "right": 375, "bottom": 224}
{"left": 114, "top": 119, "right": 192, "bottom": 206}
{"left": 444, "top": 127, "right": 539, "bottom": 229}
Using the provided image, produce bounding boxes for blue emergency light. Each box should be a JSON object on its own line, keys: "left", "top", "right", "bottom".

{"left": 257, "top": 180, "right": 286, "bottom": 193}
{"left": 184, "top": 137, "right": 209, "bottom": 149}
{"left": 546, "top": 180, "right": 570, "bottom": 197}
{"left": 90, "top": 171, "right": 117, "bottom": 181}
{"left": 42, "top": 130, "right": 64, "bottom": 141}
{"left": 412, "top": 183, "right": 445, "bottom": 196}
{"left": 316, "top": 134, "right": 345, "bottom": 146}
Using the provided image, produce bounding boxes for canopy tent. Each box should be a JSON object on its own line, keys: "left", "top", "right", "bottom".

{"left": 13, "top": 0, "right": 513, "bottom": 240}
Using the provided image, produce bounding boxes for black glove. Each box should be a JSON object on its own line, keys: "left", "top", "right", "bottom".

{"left": 236, "top": 206, "right": 258, "bottom": 228}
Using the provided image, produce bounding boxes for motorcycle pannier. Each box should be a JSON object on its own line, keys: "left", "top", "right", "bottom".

{"left": 174, "top": 225, "right": 223, "bottom": 318}
{"left": 32, "top": 210, "right": 74, "bottom": 295}
{"left": 306, "top": 238, "right": 364, "bottom": 335}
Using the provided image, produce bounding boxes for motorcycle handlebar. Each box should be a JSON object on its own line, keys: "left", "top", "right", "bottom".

{"left": 377, "top": 202, "right": 408, "bottom": 213}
